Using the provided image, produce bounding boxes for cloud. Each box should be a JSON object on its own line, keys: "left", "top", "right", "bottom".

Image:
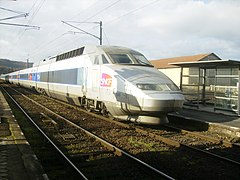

{"left": 136, "top": 0, "right": 240, "bottom": 59}
{"left": 0, "top": 0, "right": 240, "bottom": 63}
{"left": 0, "top": 39, "right": 10, "bottom": 49}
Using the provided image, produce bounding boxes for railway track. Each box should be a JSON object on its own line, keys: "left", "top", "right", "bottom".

{"left": 1, "top": 85, "right": 172, "bottom": 179}
{"left": 165, "top": 124, "right": 240, "bottom": 163}
{"left": 142, "top": 124, "right": 240, "bottom": 165}
{"left": 2, "top": 83, "right": 240, "bottom": 179}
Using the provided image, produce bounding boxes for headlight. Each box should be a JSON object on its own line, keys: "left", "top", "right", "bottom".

{"left": 136, "top": 83, "right": 179, "bottom": 91}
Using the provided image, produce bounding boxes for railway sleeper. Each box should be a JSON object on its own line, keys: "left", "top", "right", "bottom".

{"left": 59, "top": 139, "right": 88, "bottom": 145}
{"left": 70, "top": 150, "right": 115, "bottom": 159}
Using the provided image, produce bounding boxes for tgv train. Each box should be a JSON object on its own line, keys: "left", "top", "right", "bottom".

{"left": 3, "top": 45, "right": 184, "bottom": 124}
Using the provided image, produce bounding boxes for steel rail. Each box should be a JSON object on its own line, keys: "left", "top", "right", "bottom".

{"left": 28, "top": 86, "right": 240, "bottom": 167}
{"left": 181, "top": 143, "right": 240, "bottom": 165}
{"left": 1, "top": 86, "right": 88, "bottom": 180}
{"left": 164, "top": 124, "right": 234, "bottom": 147}
{"left": 55, "top": 95, "right": 240, "bottom": 166}
{"left": 163, "top": 124, "right": 240, "bottom": 166}
{"left": 6, "top": 86, "right": 175, "bottom": 180}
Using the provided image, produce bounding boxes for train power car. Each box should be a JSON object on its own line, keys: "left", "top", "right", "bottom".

{"left": 5, "top": 45, "right": 184, "bottom": 125}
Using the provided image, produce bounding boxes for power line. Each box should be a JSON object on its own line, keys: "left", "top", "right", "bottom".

{"left": 105, "top": 0, "right": 160, "bottom": 26}
{"left": 69, "top": 0, "right": 103, "bottom": 20}
{"left": 1, "top": 1, "right": 42, "bottom": 60}
{"left": 103, "top": 28, "right": 110, "bottom": 45}
{"left": 0, "top": 22, "right": 40, "bottom": 29}
{"left": 27, "top": 0, "right": 45, "bottom": 25}
{"left": 14, "top": 0, "right": 45, "bottom": 40}
{"left": 29, "top": 32, "right": 77, "bottom": 58}
{"left": 0, "top": 13, "right": 28, "bottom": 21}
{"left": 59, "top": 0, "right": 120, "bottom": 47}
{"left": 28, "top": 1, "right": 114, "bottom": 60}
{"left": 82, "top": 0, "right": 122, "bottom": 22}
{"left": 0, "top": 6, "right": 25, "bottom": 14}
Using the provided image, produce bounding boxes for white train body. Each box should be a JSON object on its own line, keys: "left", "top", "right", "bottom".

{"left": 5, "top": 45, "right": 184, "bottom": 124}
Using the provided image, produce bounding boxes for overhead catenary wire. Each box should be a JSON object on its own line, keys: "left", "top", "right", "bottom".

{"left": 81, "top": 0, "right": 122, "bottom": 22}
{"left": 27, "top": 0, "right": 46, "bottom": 25}
{"left": 103, "top": 28, "right": 110, "bottom": 45}
{"left": 14, "top": 0, "right": 45, "bottom": 40}
{"left": 27, "top": 0, "right": 159, "bottom": 63}
{"left": 0, "top": 13, "right": 28, "bottom": 21}
{"left": 28, "top": 0, "right": 120, "bottom": 61}
{"left": 105, "top": 0, "right": 160, "bottom": 26}
{"left": 0, "top": 22, "right": 39, "bottom": 28}
{"left": 0, "top": 6, "right": 26, "bottom": 14}
{"left": 29, "top": 0, "right": 108, "bottom": 56}
{"left": 4, "top": 0, "right": 44, "bottom": 59}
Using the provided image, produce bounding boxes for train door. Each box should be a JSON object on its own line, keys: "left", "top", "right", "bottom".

{"left": 80, "top": 67, "right": 87, "bottom": 97}
{"left": 89, "top": 55, "right": 101, "bottom": 99}
{"left": 113, "top": 75, "right": 129, "bottom": 110}
{"left": 91, "top": 66, "right": 100, "bottom": 100}
{"left": 48, "top": 70, "right": 54, "bottom": 96}
{"left": 47, "top": 60, "right": 55, "bottom": 96}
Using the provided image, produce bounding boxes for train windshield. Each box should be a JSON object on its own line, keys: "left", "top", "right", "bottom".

{"left": 109, "top": 54, "right": 133, "bottom": 64}
{"left": 131, "top": 53, "right": 152, "bottom": 66}
{"left": 108, "top": 53, "right": 153, "bottom": 66}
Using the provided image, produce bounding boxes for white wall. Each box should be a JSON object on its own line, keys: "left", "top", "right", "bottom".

{"left": 159, "top": 68, "right": 182, "bottom": 87}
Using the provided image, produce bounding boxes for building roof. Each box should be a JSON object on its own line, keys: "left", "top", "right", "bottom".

{"left": 170, "top": 59, "right": 240, "bottom": 68}
{"left": 150, "top": 53, "right": 221, "bottom": 69}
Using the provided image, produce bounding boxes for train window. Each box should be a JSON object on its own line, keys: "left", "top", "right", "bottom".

{"left": 76, "top": 47, "right": 84, "bottom": 56}
{"left": 69, "top": 51, "right": 74, "bottom": 58}
{"left": 109, "top": 54, "right": 132, "bottom": 64}
{"left": 67, "top": 52, "right": 70, "bottom": 59}
{"left": 52, "top": 69, "right": 78, "bottom": 84}
{"left": 64, "top": 53, "right": 67, "bottom": 59}
{"left": 40, "top": 72, "right": 48, "bottom": 82}
{"left": 20, "top": 74, "right": 28, "bottom": 80}
{"left": 132, "top": 53, "right": 152, "bottom": 66}
{"left": 73, "top": 50, "right": 77, "bottom": 57}
{"left": 102, "top": 55, "right": 109, "bottom": 64}
{"left": 94, "top": 56, "right": 99, "bottom": 65}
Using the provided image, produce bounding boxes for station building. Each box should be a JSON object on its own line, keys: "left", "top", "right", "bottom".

{"left": 150, "top": 53, "right": 240, "bottom": 116}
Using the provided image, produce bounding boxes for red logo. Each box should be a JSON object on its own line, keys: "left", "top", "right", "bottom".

{"left": 28, "top": 73, "right": 32, "bottom": 80}
{"left": 100, "top": 73, "right": 112, "bottom": 87}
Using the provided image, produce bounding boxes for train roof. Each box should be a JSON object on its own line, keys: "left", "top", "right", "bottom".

{"left": 37, "top": 45, "right": 143, "bottom": 65}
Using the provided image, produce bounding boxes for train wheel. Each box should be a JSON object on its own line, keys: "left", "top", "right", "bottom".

{"left": 101, "top": 104, "right": 110, "bottom": 117}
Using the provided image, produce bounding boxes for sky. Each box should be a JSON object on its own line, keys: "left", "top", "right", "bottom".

{"left": 0, "top": 0, "right": 240, "bottom": 65}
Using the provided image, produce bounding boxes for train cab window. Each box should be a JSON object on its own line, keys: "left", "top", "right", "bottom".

{"left": 102, "top": 55, "right": 109, "bottom": 64}
{"left": 94, "top": 56, "right": 99, "bottom": 65}
{"left": 132, "top": 53, "right": 152, "bottom": 66}
{"left": 109, "top": 54, "right": 133, "bottom": 64}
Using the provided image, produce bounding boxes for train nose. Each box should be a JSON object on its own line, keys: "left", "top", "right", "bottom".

{"left": 142, "top": 92, "right": 184, "bottom": 112}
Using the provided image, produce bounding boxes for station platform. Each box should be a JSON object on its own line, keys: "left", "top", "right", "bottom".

{"left": 0, "top": 90, "right": 48, "bottom": 180}
{"left": 169, "top": 105, "right": 240, "bottom": 138}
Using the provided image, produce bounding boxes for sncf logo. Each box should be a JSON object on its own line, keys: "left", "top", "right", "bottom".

{"left": 101, "top": 73, "right": 112, "bottom": 87}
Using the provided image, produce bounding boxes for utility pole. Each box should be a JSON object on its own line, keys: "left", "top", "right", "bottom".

{"left": 27, "top": 58, "right": 29, "bottom": 68}
{"left": 100, "top": 21, "right": 102, "bottom": 45}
